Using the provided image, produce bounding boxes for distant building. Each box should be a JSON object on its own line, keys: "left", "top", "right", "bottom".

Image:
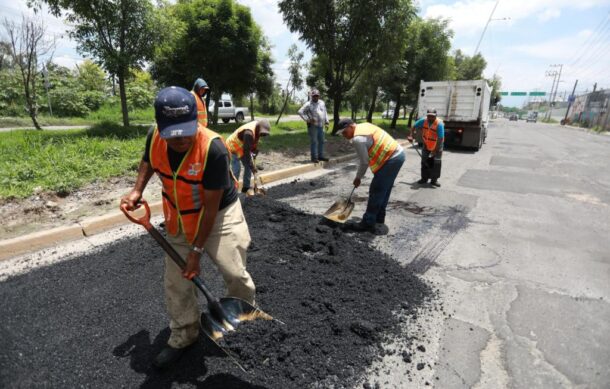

{"left": 566, "top": 89, "right": 610, "bottom": 131}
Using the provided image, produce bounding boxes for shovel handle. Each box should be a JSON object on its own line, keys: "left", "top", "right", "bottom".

{"left": 121, "top": 200, "right": 221, "bottom": 306}
{"left": 120, "top": 200, "right": 152, "bottom": 230}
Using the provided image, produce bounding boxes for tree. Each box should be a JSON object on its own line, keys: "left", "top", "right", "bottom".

{"left": 276, "top": 44, "right": 303, "bottom": 124}
{"left": 3, "top": 15, "right": 55, "bottom": 130}
{"left": 488, "top": 73, "right": 502, "bottom": 107}
{"left": 279, "top": 0, "right": 416, "bottom": 133}
{"left": 452, "top": 49, "right": 487, "bottom": 80}
{"left": 151, "top": 0, "right": 268, "bottom": 125}
{"left": 249, "top": 39, "right": 274, "bottom": 120}
{"left": 31, "top": 0, "right": 159, "bottom": 126}
{"left": 76, "top": 59, "right": 106, "bottom": 92}
{"left": 380, "top": 17, "right": 453, "bottom": 128}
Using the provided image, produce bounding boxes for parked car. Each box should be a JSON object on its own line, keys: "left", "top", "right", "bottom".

{"left": 526, "top": 111, "right": 538, "bottom": 123}
{"left": 509, "top": 114, "right": 519, "bottom": 121}
{"left": 208, "top": 99, "right": 248, "bottom": 123}
{"left": 381, "top": 109, "right": 394, "bottom": 119}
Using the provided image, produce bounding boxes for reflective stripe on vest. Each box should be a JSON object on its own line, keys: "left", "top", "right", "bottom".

{"left": 226, "top": 121, "right": 259, "bottom": 158}
{"left": 422, "top": 119, "right": 441, "bottom": 151}
{"left": 149, "top": 125, "right": 219, "bottom": 243}
{"left": 353, "top": 123, "right": 399, "bottom": 173}
{"left": 190, "top": 91, "right": 208, "bottom": 128}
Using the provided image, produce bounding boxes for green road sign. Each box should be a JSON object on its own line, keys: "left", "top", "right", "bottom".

{"left": 529, "top": 92, "right": 546, "bottom": 96}
{"left": 510, "top": 92, "right": 527, "bottom": 96}
{"left": 500, "top": 92, "right": 509, "bottom": 96}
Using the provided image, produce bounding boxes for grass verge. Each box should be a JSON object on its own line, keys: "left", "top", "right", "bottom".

{"left": 0, "top": 118, "right": 408, "bottom": 200}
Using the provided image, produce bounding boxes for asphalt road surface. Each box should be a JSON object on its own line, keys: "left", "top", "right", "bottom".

{"left": 1, "top": 119, "right": 609, "bottom": 388}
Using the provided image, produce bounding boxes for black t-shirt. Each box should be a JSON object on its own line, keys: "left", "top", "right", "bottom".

{"left": 142, "top": 128, "right": 238, "bottom": 210}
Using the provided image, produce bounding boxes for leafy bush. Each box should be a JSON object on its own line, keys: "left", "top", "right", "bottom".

{"left": 48, "top": 87, "right": 91, "bottom": 117}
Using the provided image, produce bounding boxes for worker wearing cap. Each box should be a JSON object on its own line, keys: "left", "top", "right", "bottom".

{"left": 191, "top": 78, "right": 210, "bottom": 127}
{"left": 120, "top": 86, "right": 255, "bottom": 369}
{"left": 225, "top": 120, "right": 271, "bottom": 193}
{"left": 337, "top": 119, "right": 405, "bottom": 232}
{"left": 408, "top": 109, "right": 444, "bottom": 187}
{"left": 298, "top": 89, "right": 330, "bottom": 163}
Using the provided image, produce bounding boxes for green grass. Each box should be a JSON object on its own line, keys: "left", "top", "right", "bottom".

{"left": 0, "top": 122, "right": 147, "bottom": 199}
{"left": 0, "top": 118, "right": 411, "bottom": 200}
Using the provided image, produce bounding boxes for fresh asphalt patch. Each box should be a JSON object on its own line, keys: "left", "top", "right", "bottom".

{"left": 0, "top": 177, "right": 450, "bottom": 388}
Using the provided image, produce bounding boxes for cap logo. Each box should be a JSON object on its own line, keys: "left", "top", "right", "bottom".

{"left": 163, "top": 105, "right": 190, "bottom": 118}
{"left": 170, "top": 129, "right": 184, "bottom": 136}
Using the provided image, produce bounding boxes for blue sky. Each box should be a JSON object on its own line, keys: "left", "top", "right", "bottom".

{"left": 1, "top": 0, "right": 609, "bottom": 107}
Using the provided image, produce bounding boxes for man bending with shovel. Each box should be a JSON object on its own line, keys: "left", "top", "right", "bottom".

{"left": 225, "top": 119, "right": 271, "bottom": 194}
{"left": 120, "top": 87, "right": 256, "bottom": 368}
{"left": 337, "top": 119, "right": 405, "bottom": 232}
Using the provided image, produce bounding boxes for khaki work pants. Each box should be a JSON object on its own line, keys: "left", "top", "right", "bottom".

{"left": 163, "top": 199, "right": 255, "bottom": 349}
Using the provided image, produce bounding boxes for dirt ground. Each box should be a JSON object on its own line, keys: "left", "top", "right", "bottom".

{"left": 0, "top": 142, "right": 353, "bottom": 241}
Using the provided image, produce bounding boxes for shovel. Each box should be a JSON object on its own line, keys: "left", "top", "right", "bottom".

{"left": 120, "top": 200, "right": 274, "bottom": 370}
{"left": 323, "top": 186, "right": 356, "bottom": 223}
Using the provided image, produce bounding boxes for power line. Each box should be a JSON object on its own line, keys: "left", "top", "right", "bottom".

{"left": 568, "top": 12, "right": 610, "bottom": 68}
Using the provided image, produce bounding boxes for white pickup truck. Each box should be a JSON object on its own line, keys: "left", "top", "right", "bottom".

{"left": 208, "top": 99, "right": 249, "bottom": 124}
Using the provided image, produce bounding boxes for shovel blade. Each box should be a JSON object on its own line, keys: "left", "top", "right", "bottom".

{"left": 323, "top": 198, "right": 355, "bottom": 223}
{"left": 200, "top": 297, "right": 273, "bottom": 342}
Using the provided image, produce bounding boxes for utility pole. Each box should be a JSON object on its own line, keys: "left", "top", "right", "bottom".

{"left": 563, "top": 79, "right": 578, "bottom": 124}
{"left": 546, "top": 64, "right": 563, "bottom": 120}
{"left": 545, "top": 69, "right": 558, "bottom": 120}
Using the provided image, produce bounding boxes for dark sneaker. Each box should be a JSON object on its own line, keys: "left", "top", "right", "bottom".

{"left": 417, "top": 178, "right": 427, "bottom": 184}
{"left": 430, "top": 180, "right": 441, "bottom": 187}
{"left": 241, "top": 187, "right": 251, "bottom": 193}
{"left": 152, "top": 346, "right": 187, "bottom": 369}
{"left": 318, "top": 157, "right": 329, "bottom": 162}
{"left": 311, "top": 158, "right": 319, "bottom": 163}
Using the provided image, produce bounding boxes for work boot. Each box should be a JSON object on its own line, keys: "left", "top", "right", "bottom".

{"left": 311, "top": 158, "right": 319, "bottom": 163}
{"left": 241, "top": 186, "right": 250, "bottom": 194}
{"left": 430, "top": 180, "right": 441, "bottom": 187}
{"left": 417, "top": 178, "right": 427, "bottom": 184}
{"left": 318, "top": 157, "right": 329, "bottom": 162}
{"left": 153, "top": 346, "right": 188, "bottom": 369}
{"left": 345, "top": 221, "right": 375, "bottom": 233}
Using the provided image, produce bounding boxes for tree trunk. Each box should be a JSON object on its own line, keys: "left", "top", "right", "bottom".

{"left": 250, "top": 94, "right": 255, "bottom": 121}
{"left": 331, "top": 91, "right": 343, "bottom": 135}
{"left": 402, "top": 105, "right": 407, "bottom": 120}
{"left": 276, "top": 89, "right": 291, "bottom": 125}
{"left": 24, "top": 88, "right": 41, "bottom": 130}
{"left": 117, "top": 70, "right": 130, "bottom": 127}
{"left": 390, "top": 93, "right": 402, "bottom": 129}
{"left": 366, "top": 87, "right": 378, "bottom": 123}
{"left": 408, "top": 105, "right": 417, "bottom": 128}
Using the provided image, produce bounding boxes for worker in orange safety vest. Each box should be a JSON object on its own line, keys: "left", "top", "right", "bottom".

{"left": 120, "top": 86, "right": 255, "bottom": 369}
{"left": 225, "top": 119, "right": 271, "bottom": 193}
{"left": 408, "top": 109, "right": 445, "bottom": 187}
{"left": 191, "top": 78, "right": 210, "bottom": 127}
{"left": 337, "top": 119, "right": 405, "bottom": 232}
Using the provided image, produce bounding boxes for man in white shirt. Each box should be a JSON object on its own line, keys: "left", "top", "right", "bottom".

{"left": 337, "top": 118, "right": 405, "bottom": 232}
{"left": 298, "top": 89, "right": 329, "bottom": 163}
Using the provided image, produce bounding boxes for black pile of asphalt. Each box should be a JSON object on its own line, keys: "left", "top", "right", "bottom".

{"left": 0, "top": 178, "right": 434, "bottom": 389}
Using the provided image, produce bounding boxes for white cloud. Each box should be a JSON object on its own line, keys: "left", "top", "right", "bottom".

{"left": 424, "top": 0, "right": 610, "bottom": 36}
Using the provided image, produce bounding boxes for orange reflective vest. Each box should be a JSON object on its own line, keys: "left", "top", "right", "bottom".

{"left": 190, "top": 91, "right": 208, "bottom": 128}
{"left": 149, "top": 125, "right": 219, "bottom": 243}
{"left": 226, "top": 121, "right": 259, "bottom": 158}
{"left": 422, "top": 119, "right": 442, "bottom": 151}
{"left": 354, "top": 123, "right": 399, "bottom": 173}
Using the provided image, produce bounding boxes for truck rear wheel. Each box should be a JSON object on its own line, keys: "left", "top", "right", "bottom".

{"left": 222, "top": 118, "right": 230, "bottom": 123}
{"left": 235, "top": 112, "right": 244, "bottom": 123}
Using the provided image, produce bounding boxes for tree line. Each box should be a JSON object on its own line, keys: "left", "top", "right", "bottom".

{"left": 2, "top": 0, "right": 501, "bottom": 130}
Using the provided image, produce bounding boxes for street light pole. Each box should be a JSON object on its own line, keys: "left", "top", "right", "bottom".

{"left": 474, "top": 0, "right": 501, "bottom": 56}
{"left": 548, "top": 64, "right": 563, "bottom": 120}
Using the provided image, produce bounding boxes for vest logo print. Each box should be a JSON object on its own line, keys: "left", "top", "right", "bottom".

{"left": 187, "top": 163, "right": 202, "bottom": 176}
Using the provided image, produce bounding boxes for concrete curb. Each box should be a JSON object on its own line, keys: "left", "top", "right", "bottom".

{"left": 0, "top": 153, "right": 356, "bottom": 262}
{"left": 0, "top": 141, "right": 409, "bottom": 262}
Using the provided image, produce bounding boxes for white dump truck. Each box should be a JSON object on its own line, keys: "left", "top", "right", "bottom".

{"left": 417, "top": 80, "right": 491, "bottom": 150}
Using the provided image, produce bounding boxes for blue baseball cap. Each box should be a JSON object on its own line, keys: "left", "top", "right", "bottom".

{"left": 154, "top": 86, "right": 198, "bottom": 139}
